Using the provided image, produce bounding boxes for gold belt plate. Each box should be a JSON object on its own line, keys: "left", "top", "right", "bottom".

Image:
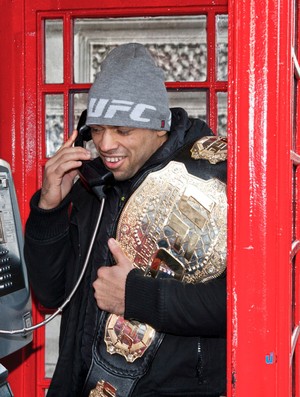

{"left": 117, "top": 160, "right": 227, "bottom": 284}
{"left": 105, "top": 314, "right": 155, "bottom": 363}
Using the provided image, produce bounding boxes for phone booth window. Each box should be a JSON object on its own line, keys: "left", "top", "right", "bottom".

{"left": 43, "top": 14, "right": 228, "bottom": 160}
{"left": 37, "top": 8, "right": 228, "bottom": 394}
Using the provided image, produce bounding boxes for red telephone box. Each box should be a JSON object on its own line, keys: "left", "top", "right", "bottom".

{"left": 0, "top": 0, "right": 299, "bottom": 396}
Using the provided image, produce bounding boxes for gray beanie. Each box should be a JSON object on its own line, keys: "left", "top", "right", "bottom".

{"left": 86, "top": 43, "right": 171, "bottom": 131}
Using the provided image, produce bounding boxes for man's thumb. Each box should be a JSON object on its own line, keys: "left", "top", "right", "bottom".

{"left": 108, "top": 238, "right": 123, "bottom": 264}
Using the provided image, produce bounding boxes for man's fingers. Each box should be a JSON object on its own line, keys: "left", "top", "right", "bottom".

{"left": 55, "top": 129, "right": 86, "bottom": 156}
{"left": 38, "top": 130, "right": 90, "bottom": 210}
{"left": 46, "top": 139, "right": 91, "bottom": 171}
{"left": 58, "top": 129, "right": 78, "bottom": 151}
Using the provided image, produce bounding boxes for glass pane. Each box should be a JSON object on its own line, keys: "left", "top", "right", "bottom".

{"left": 73, "top": 92, "right": 88, "bottom": 131}
{"left": 45, "top": 20, "right": 64, "bottom": 83}
{"left": 45, "top": 94, "right": 64, "bottom": 157}
{"left": 74, "top": 16, "right": 207, "bottom": 83}
{"left": 168, "top": 90, "right": 207, "bottom": 122}
{"left": 45, "top": 314, "right": 61, "bottom": 378}
{"left": 216, "top": 15, "right": 228, "bottom": 81}
{"left": 217, "top": 91, "right": 228, "bottom": 136}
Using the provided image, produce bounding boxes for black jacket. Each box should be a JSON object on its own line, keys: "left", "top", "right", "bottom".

{"left": 24, "top": 108, "right": 227, "bottom": 397}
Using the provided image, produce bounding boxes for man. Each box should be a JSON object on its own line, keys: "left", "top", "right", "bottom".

{"left": 24, "top": 43, "right": 227, "bottom": 397}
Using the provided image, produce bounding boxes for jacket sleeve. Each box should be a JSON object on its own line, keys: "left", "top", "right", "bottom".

{"left": 124, "top": 269, "right": 226, "bottom": 337}
{"left": 24, "top": 190, "right": 74, "bottom": 308}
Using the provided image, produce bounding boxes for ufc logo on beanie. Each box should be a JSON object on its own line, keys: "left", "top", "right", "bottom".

{"left": 88, "top": 98, "right": 157, "bottom": 123}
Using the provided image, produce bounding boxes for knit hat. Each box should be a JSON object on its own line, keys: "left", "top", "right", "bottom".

{"left": 86, "top": 43, "right": 171, "bottom": 131}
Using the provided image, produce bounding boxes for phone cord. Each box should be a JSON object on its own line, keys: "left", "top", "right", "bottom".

{"left": 0, "top": 197, "right": 106, "bottom": 335}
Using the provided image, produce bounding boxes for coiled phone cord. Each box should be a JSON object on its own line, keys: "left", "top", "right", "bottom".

{"left": 0, "top": 197, "right": 106, "bottom": 335}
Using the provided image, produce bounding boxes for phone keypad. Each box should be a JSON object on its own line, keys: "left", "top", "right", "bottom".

{"left": 0, "top": 248, "right": 24, "bottom": 296}
{"left": 0, "top": 170, "right": 26, "bottom": 297}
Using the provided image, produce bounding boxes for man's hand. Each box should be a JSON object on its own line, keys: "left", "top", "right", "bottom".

{"left": 93, "top": 238, "right": 134, "bottom": 315}
{"left": 38, "top": 130, "right": 91, "bottom": 209}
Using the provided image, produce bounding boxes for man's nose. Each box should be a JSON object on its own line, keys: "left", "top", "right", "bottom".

{"left": 98, "top": 129, "right": 117, "bottom": 151}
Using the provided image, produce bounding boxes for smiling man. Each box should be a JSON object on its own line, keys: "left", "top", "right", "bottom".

{"left": 89, "top": 125, "right": 168, "bottom": 181}
{"left": 24, "top": 43, "right": 227, "bottom": 397}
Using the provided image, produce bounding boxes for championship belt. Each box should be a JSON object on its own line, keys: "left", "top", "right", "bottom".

{"left": 104, "top": 159, "right": 227, "bottom": 364}
{"left": 84, "top": 140, "right": 227, "bottom": 397}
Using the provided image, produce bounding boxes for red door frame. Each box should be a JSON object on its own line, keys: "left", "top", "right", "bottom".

{"left": 0, "top": 1, "right": 35, "bottom": 395}
{"left": 0, "top": 0, "right": 298, "bottom": 396}
{"left": 227, "top": 0, "right": 295, "bottom": 395}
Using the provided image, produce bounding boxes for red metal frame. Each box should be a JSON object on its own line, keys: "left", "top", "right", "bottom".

{"left": 227, "top": 0, "right": 294, "bottom": 396}
{"left": 0, "top": 1, "right": 37, "bottom": 395}
{"left": 292, "top": 3, "right": 300, "bottom": 393}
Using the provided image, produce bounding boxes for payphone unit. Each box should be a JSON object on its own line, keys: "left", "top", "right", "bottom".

{"left": 0, "top": 159, "right": 32, "bottom": 358}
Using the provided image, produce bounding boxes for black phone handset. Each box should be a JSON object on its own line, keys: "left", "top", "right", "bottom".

{"left": 75, "top": 109, "right": 115, "bottom": 200}
{"left": 75, "top": 109, "right": 92, "bottom": 147}
{"left": 0, "top": 111, "right": 114, "bottom": 338}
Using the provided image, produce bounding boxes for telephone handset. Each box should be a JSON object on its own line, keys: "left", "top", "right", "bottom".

{"left": 75, "top": 109, "right": 92, "bottom": 148}
{"left": 75, "top": 109, "right": 115, "bottom": 199}
{"left": 0, "top": 159, "right": 32, "bottom": 359}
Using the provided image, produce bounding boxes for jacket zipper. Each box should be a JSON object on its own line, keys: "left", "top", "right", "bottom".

{"left": 197, "top": 339, "right": 204, "bottom": 384}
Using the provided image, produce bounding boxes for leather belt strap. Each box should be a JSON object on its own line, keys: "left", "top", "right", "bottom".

{"left": 81, "top": 312, "right": 164, "bottom": 397}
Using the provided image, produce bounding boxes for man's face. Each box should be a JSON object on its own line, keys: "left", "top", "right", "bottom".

{"left": 90, "top": 125, "right": 168, "bottom": 181}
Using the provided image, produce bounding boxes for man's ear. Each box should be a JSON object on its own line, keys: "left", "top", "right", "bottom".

{"left": 157, "top": 130, "right": 168, "bottom": 138}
